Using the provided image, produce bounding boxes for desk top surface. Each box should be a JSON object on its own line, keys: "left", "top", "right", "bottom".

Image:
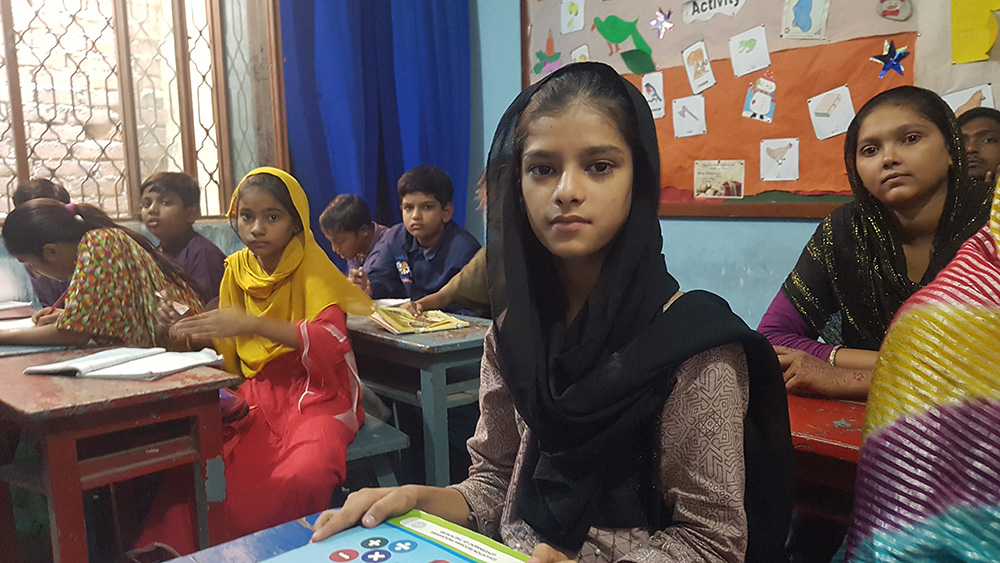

{"left": 347, "top": 314, "right": 491, "bottom": 354}
{"left": 786, "top": 393, "right": 865, "bottom": 464}
{"left": 0, "top": 347, "right": 242, "bottom": 423}
{"left": 178, "top": 513, "right": 317, "bottom": 562}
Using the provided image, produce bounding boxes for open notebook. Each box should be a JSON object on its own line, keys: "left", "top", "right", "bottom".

{"left": 0, "top": 301, "right": 34, "bottom": 321}
{"left": 23, "top": 347, "right": 224, "bottom": 381}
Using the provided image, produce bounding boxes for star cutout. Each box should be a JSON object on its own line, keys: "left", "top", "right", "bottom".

{"left": 650, "top": 8, "right": 673, "bottom": 39}
{"left": 870, "top": 40, "right": 909, "bottom": 78}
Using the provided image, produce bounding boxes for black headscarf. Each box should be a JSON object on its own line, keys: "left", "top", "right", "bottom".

{"left": 782, "top": 86, "right": 993, "bottom": 349}
{"left": 485, "top": 62, "right": 792, "bottom": 561}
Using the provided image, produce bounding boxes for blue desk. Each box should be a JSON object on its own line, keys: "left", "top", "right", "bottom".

{"left": 175, "top": 513, "right": 317, "bottom": 562}
{"left": 347, "top": 315, "right": 490, "bottom": 487}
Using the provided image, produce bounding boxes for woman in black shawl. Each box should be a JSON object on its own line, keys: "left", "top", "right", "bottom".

{"left": 312, "top": 62, "right": 792, "bottom": 563}
{"left": 758, "top": 86, "right": 992, "bottom": 399}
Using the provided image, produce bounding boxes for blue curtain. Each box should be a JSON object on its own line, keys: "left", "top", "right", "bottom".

{"left": 280, "top": 0, "right": 471, "bottom": 254}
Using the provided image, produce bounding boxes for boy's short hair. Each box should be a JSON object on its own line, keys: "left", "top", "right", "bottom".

{"left": 139, "top": 172, "right": 201, "bottom": 209}
{"left": 397, "top": 165, "right": 453, "bottom": 206}
{"left": 958, "top": 106, "right": 1000, "bottom": 128}
{"left": 319, "top": 194, "right": 373, "bottom": 234}
{"left": 12, "top": 178, "right": 71, "bottom": 207}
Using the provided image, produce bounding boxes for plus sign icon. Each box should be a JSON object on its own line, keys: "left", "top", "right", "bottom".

{"left": 362, "top": 550, "right": 391, "bottom": 563}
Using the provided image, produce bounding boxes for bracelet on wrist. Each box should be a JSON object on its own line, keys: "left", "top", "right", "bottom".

{"left": 828, "top": 345, "right": 844, "bottom": 367}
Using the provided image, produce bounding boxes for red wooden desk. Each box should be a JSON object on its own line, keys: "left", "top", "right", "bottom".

{"left": 0, "top": 349, "right": 242, "bottom": 563}
{"left": 786, "top": 394, "right": 866, "bottom": 521}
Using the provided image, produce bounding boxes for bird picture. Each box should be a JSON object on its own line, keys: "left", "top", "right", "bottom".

{"left": 592, "top": 15, "right": 656, "bottom": 74}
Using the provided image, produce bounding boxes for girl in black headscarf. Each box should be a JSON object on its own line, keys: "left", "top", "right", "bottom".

{"left": 758, "top": 86, "right": 992, "bottom": 399}
{"left": 312, "top": 62, "right": 792, "bottom": 563}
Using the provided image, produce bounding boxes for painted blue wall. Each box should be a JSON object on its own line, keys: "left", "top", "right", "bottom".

{"left": 469, "top": 1, "right": 822, "bottom": 327}
{"left": 467, "top": 0, "right": 522, "bottom": 241}
{"left": 660, "top": 218, "right": 817, "bottom": 328}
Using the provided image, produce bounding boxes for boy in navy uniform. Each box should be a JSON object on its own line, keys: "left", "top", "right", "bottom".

{"left": 362, "top": 165, "right": 480, "bottom": 303}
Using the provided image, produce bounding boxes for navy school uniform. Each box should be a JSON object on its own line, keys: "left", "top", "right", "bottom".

{"left": 366, "top": 222, "right": 481, "bottom": 301}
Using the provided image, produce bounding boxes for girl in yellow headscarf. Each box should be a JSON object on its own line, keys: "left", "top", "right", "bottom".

{"left": 134, "top": 168, "right": 375, "bottom": 555}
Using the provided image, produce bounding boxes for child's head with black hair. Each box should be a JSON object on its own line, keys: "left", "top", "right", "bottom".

{"left": 139, "top": 172, "right": 202, "bottom": 248}
{"left": 319, "top": 194, "right": 377, "bottom": 261}
{"left": 396, "top": 165, "right": 454, "bottom": 248}
{"left": 230, "top": 171, "right": 304, "bottom": 273}
{"left": 12, "top": 178, "right": 70, "bottom": 207}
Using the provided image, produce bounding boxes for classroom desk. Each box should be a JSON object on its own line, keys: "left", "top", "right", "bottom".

{"left": 786, "top": 393, "right": 866, "bottom": 521}
{"left": 174, "top": 512, "right": 318, "bottom": 562}
{"left": 0, "top": 348, "right": 242, "bottom": 563}
{"left": 347, "top": 315, "right": 491, "bottom": 487}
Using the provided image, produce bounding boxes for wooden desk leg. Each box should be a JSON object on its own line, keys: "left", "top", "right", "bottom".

{"left": 42, "top": 433, "right": 87, "bottom": 563}
{"left": 0, "top": 427, "right": 18, "bottom": 563}
{"left": 419, "top": 366, "right": 450, "bottom": 487}
{"left": 193, "top": 403, "right": 226, "bottom": 548}
{"left": 0, "top": 480, "right": 17, "bottom": 563}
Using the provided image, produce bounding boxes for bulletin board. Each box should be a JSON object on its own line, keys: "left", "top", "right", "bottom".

{"left": 520, "top": 0, "right": 1000, "bottom": 218}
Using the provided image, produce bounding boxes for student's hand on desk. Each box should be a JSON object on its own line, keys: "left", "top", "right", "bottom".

{"left": 399, "top": 301, "right": 423, "bottom": 316}
{"left": 172, "top": 309, "right": 255, "bottom": 340}
{"left": 527, "top": 543, "right": 574, "bottom": 563}
{"left": 311, "top": 486, "right": 418, "bottom": 542}
{"left": 348, "top": 268, "right": 372, "bottom": 296}
{"left": 32, "top": 307, "right": 62, "bottom": 327}
{"left": 775, "top": 345, "right": 870, "bottom": 399}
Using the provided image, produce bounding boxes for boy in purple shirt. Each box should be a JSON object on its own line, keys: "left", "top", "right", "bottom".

{"left": 139, "top": 172, "right": 226, "bottom": 305}
{"left": 319, "top": 194, "right": 388, "bottom": 290}
{"left": 364, "top": 165, "right": 480, "bottom": 303}
{"left": 12, "top": 179, "right": 71, "bottom": 307}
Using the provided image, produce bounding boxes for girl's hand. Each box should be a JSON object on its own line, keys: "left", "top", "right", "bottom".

{"left": 32, "top": 307, "right": 62, "bottom": 327}
{"left": 173, "top": 309, "right": 257, "bottom": 340}
{"left": 156, "top": 292, "right": 193, "bottom": 327}
{"left": 311, "top": 486, "right": 420, "bottom": 543}
{"left": 527, "top": 543, "right": 574, "bottom": 563}
{"left": 774, "top": 345, "right": 871, "bottom": 399}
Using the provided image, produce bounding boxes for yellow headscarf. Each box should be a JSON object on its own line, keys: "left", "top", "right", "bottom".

{"left": 217, "top": 167, "right": 374, "bottom": 377}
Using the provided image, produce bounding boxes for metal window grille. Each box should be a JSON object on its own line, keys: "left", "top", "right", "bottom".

{"left": 0, "top": 0, "right": 287, "bottom": 219}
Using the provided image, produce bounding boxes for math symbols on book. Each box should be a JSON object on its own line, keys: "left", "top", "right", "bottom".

{"left": 362, "top": 549, "right": 392, "bottom": 562}
{"left": 390, "top": 541, "right": 417, "bottom": 552}
{"left": 330, "top": 549, "right": 360, "bottom": 562}
{"left": 361, "top": 538, "right": 389, "bottom": 549}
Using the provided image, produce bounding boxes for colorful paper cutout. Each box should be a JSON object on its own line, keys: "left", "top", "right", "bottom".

{"left": 642, "top": 72, "right": 666, "bottom": 119}
{"left": 742, "top": 76, "right": 776, "bottom": 123}
{"left": 952, "top": 0, "right": 1000, "bottom": 64}
{"left": 878, "top": 0, "right": 912, "bottom": 21}
{"left": 561, "top": 0, "right": 586, "bottom": 34}
{"left": 570, "top": 45, "right": 591, "bottom": 63}
{"left": 870, "top": 40, "right": 909, "bottom": 78}
{"left": 650, "top": 8, "right": 674, "bottom": 39}
{"left": 533, "top": 31, "right": 563, "bottom": 75}
{"left": 682, "top": 40, "right": 716, "bottom": 95}
{"left": 807, "top": 85, "right": 856, "bottom": 140}
{"left": 729, "top": 26, "right": 771, "bottom": 77}
{"left": 760, "top": 138, "right": 800, "bottom": 181}
{"left": 682, "top": 0, "right": 746, "bottom": 24}
{"left": 672, "top": 95, "right": 707, "bottom": 138}
{"left": 781, "top": 0, "right": 831, "bottom": 40}
{"left": 593, "top": 15, "right": 655, "bottom": 74}
{"left": 694, "top": 160, "right": 745, "bottom": 199}
{"left": 943, "top": 84, "right": 996, "bottom": 115}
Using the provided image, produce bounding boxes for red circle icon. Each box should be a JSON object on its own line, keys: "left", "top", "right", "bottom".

{"left": 330, "top": 549, "right": 360, "bottom": 562}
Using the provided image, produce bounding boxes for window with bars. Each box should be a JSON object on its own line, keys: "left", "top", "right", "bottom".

{"left": 0, "top": 0, "right": 288, "bottom": 219}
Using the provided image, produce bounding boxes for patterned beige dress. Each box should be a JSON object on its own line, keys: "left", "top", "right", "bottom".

{"left": 451, "top": 328, "right": 750, "bottom": 563}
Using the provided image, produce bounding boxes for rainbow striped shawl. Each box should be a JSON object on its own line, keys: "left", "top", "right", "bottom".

{"left": 844, "top": 183, "right": 1000, "bottom": 561}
